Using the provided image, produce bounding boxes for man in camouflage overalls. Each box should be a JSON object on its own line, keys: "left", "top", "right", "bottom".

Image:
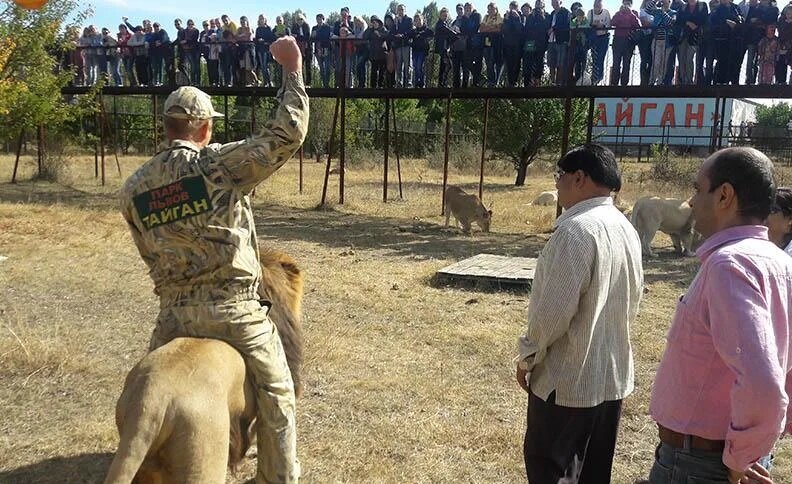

{"left": 119, "top": 37, "right": 308, "bottom": 483}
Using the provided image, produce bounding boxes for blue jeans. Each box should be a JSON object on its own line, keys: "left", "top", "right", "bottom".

{"left": 412, "top": 50, "right": 427, "bottom": 88}
{"left": 256, "top": 48, "right": 271, "bottom": 86}
{"left": 590, "top": 34, "right": 609, "bottom": 85}
{"left": 317, "top": 54, "right": 331, "bottom": 87}
{"left": 107, "top": 54, "right": 123, "bottom": 86}
{"left": 650, "top": 442, "right": 773, "bottom": 483}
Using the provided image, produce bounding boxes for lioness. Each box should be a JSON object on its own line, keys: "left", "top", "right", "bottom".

{"left": 630, "top": 196, "right": 696, "bottom": 257}
{"left": 444, "top": 186, "right": 492, "bottom": 234}
{"left": 104, "top": 248, "right": 304, "bottom": 484}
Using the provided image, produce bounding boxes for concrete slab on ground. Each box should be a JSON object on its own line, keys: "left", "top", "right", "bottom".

{"left": 436, "top": 253, "right": 536, "bottom": 290}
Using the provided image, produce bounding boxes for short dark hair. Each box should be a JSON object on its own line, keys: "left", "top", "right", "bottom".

{"left": 557, "top": 143, "right": 622, "bottom": 192}
{"left": 706, "top": 147, "right": 776, "bottom": 220}
{"left": 773, "top": 187, "right": 792, "bottom": 217}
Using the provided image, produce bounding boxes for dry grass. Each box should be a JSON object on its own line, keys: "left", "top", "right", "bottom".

{"left": 0, "top": 152, "right": 789, "bottom": 484}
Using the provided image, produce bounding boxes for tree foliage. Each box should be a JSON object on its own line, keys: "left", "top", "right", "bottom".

{"left": 0, "top": 0, "right": 96, "bottom": 141}
{"left": 279, "top": 9, "right": 307, "bottom": 29}
{"left": 452, "top": 98, "right": 589, "bottom": 185}
{"left": 755, "top": 102, "right": 792, "bottom": 128}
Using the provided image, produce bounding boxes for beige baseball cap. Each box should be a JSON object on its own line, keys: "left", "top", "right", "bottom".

{"left": 163, "top": 86, "right": 223, "bottom": 119}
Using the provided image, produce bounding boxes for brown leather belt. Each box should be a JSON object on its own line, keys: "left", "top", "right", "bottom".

{"left": 658, "top": 424, "right": 725, "bottom": 452}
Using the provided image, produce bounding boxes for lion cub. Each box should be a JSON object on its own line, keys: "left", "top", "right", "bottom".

{"left": 444, "top": 186, "right": 492, "bottom": 234}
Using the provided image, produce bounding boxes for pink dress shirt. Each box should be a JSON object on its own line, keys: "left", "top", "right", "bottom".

{"left": 650, "top": 225, "right": 792, "bottom": 472}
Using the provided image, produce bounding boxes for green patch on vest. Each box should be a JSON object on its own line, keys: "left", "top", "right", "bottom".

{"left": 133, "top": 176, "right": 213, "bottom": 230}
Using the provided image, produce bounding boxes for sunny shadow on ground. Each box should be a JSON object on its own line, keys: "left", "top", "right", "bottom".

{"left": 253, "top": 202, "right": 550, "bottom": 262}
{"left": 0, "top": 453, "right": 113, "bottom": 484}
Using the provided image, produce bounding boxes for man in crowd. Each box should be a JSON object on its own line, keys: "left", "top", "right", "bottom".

{"left": 394, "top": 4, "right": 414, "bottom": 87}
{"left": 292, "top": 14, "right": 312, "bottom": 86}
{"left": 547, "top": 0, "right": 571, "bottom": 85}
{"left": 649, "top": 147, "right": 791, "bottom": 484}
{"left": 434, "top": 7, "right": 457, "bottom": 87}
{"left": 312, "top": 13, "right": 333, "bottom": 87}
{"left": 516, "top": 143, "right": 643, "bottom": 483}
{"left": 462, "top": 2, "right": 483, "bottom": 87}
{"left": 119, "top": 35, "right": 308, "bottom": 484}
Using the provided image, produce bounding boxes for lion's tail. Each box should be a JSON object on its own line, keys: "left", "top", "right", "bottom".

{"left": 103, "top": 382, "right": 167, "bottom": 484}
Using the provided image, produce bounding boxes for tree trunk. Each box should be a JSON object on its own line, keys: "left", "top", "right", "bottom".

{"left": 514, "top": 150, "right": 533, "bottom": 187}
{"left": 514, "top": 162, "right": 528, "bottom": 186}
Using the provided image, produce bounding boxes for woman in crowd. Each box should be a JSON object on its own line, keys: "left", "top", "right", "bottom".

{"left": 410, "top": 13, "right": 434, "bottom": 88}
{"left": 353, "top": 16, "right": 369, "bottom": 88}
{"left": 255, "top": 16, "right": 275, "bottom": 87}
{"left": 675, "top": 0, "right": 708, "bottom": 85}
{"left": 611, "top": 0, "right": 641, "bottom": 86}
{"left": 273, "top": 16, "right": 291, "bottom": 86}
{"left": 364, "top": 15, "right": 389, "bottom": 88}
{"left": 637, "top": 0, "right": 655, "bottom": 85}
{"left": 102, "top": 27, "right": 123, "bottom": 86}
{"left": 524, "top": 0, "right": 549, "bottom": 86}
{"left": 480, "top": 2, "right": 504, "bottom": 87}
{"left": 65, "top": 26, "right": 85, "bottom": 86}
{"left": 220, "top": 28, "right": 236, "bottom": 86}
{"left": 648, "top": 0, "right": 676, "bottom": 85}
{"left": 384, "top": 14, "right": 398, "bottom": 88}
{"left": 587, "top": 0, "right": 612, "bottom": 85}
{"left": 777, "top": 4, "right": 792, "bottom": 84}
{"left": 767, "top": 187, "right": 792, "bottom": 255}
{"left": 79, "top": 27, "right": 97, "bottom": 86}
{"left": 570, "top": 2, "right": 589, "bottom": 84}
{"left": 117, "top": 24, "right": 135, "bottom": 86}
{"left": 128, "top": 26, "right": 148, "bottom": 86}
{"left": 236, "top": 16, "right": 257, "bottom": 86}
{"left": 757, "top": 24, "right": 779, "bottom": 84}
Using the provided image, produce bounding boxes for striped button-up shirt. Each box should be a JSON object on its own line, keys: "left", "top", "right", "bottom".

{"left": 517, "top": 196, "right": 643, "bottom": 407}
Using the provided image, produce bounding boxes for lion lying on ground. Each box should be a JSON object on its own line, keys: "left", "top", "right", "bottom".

{"left": 630, "top": 196, "right": 696, "bottom": 258}
{"left": 104, "top": 248, "right": 304, "bottom": 484}
{"left": 444, "top": 186, "right": 492, "bottom": 234}
{"left": 531, "top": 190, "right": 557, "bottom": 206}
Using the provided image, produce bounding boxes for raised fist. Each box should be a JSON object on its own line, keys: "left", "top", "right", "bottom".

{"left": 270, "top": 36, "right": 302, "bottom": 73}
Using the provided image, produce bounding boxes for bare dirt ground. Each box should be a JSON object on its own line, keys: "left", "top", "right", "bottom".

{"left": 0, "top": 153, "right": 789, "bottom": 483}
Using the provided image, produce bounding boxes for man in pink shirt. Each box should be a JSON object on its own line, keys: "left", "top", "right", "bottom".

{"left": 649, "top": 147, "right": 792, "bottom": 484}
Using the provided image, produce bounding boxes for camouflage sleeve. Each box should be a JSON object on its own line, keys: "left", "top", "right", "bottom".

{"left": 118, "top": 185, "right": 156, "bottom": 272}
{"left": 201, "top": 71, "right": 309, "bottom": 193}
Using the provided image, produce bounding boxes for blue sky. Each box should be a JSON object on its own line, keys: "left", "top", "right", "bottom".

{"left": 80, "top": 0, "right": 626, "bottom": 31}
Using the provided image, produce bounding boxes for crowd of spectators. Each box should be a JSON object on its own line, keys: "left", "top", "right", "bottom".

{"left": 61, "top": 0, "right": 792, "bottom": 89}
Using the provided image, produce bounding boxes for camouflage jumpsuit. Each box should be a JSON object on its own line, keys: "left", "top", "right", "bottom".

{"left": 119, "top": 72, "right": 308, "bottom": 483}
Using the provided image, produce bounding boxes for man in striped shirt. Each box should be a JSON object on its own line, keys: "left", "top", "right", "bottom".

{"left": 515, "top": 143, "right": 643, "bottom": 483}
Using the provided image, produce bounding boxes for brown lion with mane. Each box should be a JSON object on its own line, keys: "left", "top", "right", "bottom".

{"left": 104, "top": 247, "right": 304, "bottom": 484}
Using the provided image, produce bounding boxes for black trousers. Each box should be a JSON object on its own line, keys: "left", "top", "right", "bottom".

{"left": 524, "top": 390, "right": 623, "bottom": 484}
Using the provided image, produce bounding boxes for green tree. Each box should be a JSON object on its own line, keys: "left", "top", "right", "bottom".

{"left": 755, "top": 102, "right": 792, "bottom": 128}
{"left": 0, "top": 0, "right": 96, "bottom": 146}
{"left": 326, "top": 11, "right": 341, "bottom": 25}
{"left": 280, "top": 9, "right": 306, "bottom": 29}
{"left": 422, "top": 2, "right": 439, "bottom": 26}
{"left": 453, "top": 98, "right": 589, "bottom": 186}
